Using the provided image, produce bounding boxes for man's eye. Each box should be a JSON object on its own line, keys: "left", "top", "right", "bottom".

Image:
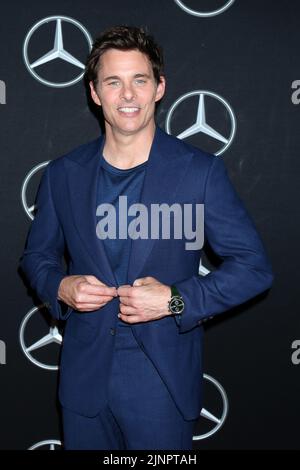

{"left": 135, "top": 79, "right": 146, "bottom": 85}
{"left": 108, "top": 81, "right": 120, "bottom": 87}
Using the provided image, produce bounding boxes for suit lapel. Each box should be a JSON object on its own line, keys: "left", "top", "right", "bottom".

{"left": 65, "top": 128, "right": 193, "bottom": 287}
{"left": 65, "top": 136, "right": 118, "bottom": 287}
{"left": 126, "top": 127, "right": 193, "bottom": 284}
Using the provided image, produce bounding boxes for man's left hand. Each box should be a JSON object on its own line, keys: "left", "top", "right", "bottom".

{"left": 117, "top": 277, "right": 172, "bottom": 324}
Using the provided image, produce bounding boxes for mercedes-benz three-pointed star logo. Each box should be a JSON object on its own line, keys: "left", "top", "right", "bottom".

{"left": 194, "top": 374, "right": 228, "bottom": 440}
{"left": 165, "top": 90, "right": 236, "bottom": 156}
{"left": 21, "top": 161, "right": 49, "bottom": 220}
{"left": 28, "top": 439, "right": 62, "bottom": 450}
{"left": 174, "top": 0, "right": 235, "bottom": 17}
{"left": 23, "top": 16, "right": 92, "bottom": 87}
{"left": 19, "top": 305, "right": 62, "bottom": 370}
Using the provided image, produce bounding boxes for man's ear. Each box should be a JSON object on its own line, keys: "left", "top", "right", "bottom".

{"left": 89, "top": 81, "right": 101, "bottom": 106}
{"left": 155, "top": 76, "right": 166, "bottom": 103}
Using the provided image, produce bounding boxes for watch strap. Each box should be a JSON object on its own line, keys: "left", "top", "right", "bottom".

{"left": 170, "top": 284, "right": 181, "bottom": 298}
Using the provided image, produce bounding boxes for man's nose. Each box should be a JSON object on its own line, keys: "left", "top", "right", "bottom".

{"left": 120, "top": 83, "right": 136, "bottom": 101}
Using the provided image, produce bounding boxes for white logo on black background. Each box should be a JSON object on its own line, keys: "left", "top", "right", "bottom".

{"left": 199, "top": 259, "right": 210, "bottom": 276}
{"left": 28, "top": 439, "right": 62, "bottom": 450}
{"left": 193, "top": 374, "right": 228, "bottom": 440}
{"left": 19, "top": 306, "right": 62, "bottom": 370}
{"left": 23, "top": 16, "right": 92, "bottom": 88}
{"left": 166, "top": 90, "right": 236, "bottom": 156}
{"left": 174, "top": 0, "right": 235, "bottom": 17}
{"left": 21, "top": 161, "right": 49, "bottom": 220}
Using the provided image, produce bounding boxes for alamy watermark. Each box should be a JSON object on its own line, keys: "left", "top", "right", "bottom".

{"left": 96, "top": 196, "right": 204, "bottom": 250}
{"left": 0, "top": 80, "right": 6, "bottom": 104}
{"left": 291, "top": 340, "right": 300, "bottom": 365}
{"left": 291, "top": 80, "right": 300, "bottom": 105}
{"left": 0, "top": 340, "right": 6, "bottom": 365}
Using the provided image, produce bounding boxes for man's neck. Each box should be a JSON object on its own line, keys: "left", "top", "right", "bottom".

{"left": 103, "top": 125, "right": 155, "bottom": 169}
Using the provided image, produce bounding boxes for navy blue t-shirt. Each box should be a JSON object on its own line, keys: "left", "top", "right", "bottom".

{"left": 97, "top": 155, "right": 147, "bottom": 287}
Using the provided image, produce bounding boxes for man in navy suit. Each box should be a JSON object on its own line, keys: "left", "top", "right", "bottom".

{"left": 20, "top": 26, "right": 273, "bottom": 450}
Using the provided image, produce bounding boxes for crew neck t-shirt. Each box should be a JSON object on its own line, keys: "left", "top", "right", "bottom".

{"left": 96, "top": 155, "right": 148, "bottom": 287}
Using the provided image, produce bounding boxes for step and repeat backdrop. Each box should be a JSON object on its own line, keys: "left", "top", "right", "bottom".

{"left": 0, "top": 0, "right": 299, "bottom": 450}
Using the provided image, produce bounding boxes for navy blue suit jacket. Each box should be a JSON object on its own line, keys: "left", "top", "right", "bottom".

{"left": 20, "top": 127, "right": 273, "bottom": 420}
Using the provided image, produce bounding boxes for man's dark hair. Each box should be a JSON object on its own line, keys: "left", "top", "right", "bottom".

{"left": 85, "top": 25, "right": 164, "bottom": 86}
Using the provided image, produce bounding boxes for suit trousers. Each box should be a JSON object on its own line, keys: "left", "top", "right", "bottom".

{"left": 62, "top": 320, "right": 196, "bottom": 450}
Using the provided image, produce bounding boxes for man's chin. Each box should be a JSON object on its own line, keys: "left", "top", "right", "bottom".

{"left": 108, "top": 123, "right": 153, "bottom": 137}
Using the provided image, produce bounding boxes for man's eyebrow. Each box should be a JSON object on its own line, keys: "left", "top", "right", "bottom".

{"left": 133, "top": 73, "right": 151, "bottom": 79}
{"left": 102, "top": 73, "right": 151, "bottom": 82}
{"left": 102, "top": 75, "right": 120, "bottom": 83}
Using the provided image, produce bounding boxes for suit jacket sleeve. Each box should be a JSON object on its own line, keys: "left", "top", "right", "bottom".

{"left": 20, "top": 162, "right": 72, "bottom": 321}
{"left": 175, "top": 155, "right": 274, "bottom": 333}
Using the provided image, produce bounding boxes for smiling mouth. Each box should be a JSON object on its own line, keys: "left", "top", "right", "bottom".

{"left": 117, "top": 107, "right": 140, "bottom": 114}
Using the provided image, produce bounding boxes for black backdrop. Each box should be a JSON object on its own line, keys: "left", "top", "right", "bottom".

{"left": 0, "top": 0, "right": 299, "bottom": 450}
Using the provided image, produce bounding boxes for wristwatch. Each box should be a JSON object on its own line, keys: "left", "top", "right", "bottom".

{"left": 168, "top": 285, "right": 185, "bottom": 315}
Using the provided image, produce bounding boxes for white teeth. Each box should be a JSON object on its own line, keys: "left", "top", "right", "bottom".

{"left": 118, "top": 107, "right": 139, "bottom": 113}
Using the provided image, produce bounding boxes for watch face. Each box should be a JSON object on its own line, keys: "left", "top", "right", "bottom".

{"left": 170, "top": 295, "right": 184, "bottom": 314}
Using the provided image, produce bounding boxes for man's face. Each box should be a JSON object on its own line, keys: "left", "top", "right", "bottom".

{"left": 90, "top": 49, "right": 165, "bottom": 137}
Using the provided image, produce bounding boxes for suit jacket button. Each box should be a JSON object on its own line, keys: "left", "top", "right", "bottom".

{"left": 110, "top": 328, "right": 116, "bottom": 336}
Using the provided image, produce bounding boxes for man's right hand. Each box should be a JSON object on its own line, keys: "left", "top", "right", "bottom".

{"left": 57, "top": 275, "right": 118, "bottom": 312}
